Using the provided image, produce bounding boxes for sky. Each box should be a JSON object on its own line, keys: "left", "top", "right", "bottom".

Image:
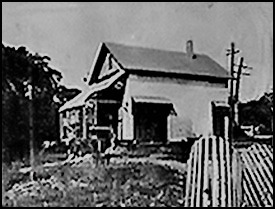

{"left": 2, "top": 2, "right": 273, "bottom": 102}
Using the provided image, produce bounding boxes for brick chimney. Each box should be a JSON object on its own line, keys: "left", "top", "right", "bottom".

{"left": 186, "top": 40, "right": 196, "bottom": 59}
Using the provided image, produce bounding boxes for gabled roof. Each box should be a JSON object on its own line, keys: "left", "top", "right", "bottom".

{"left": 87, "top": 41, "right": 230, "bottom": 84}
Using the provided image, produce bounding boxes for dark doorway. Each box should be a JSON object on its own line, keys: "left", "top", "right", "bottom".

{"left": 97, "top": 102, "right": 120, "bottom": 134}
{"left": 211, "top": 101, "right": 230, "bottom": 139}
{"left": 133, "top": 103, "right": 170, "bottom": 143}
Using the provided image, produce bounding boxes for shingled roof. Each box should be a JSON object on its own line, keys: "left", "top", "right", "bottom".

{"left": 88, "top": 41, "right": 230, "bottom": 85}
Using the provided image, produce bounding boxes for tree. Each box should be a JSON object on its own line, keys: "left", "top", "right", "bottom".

{"left": 238, "top": 90, "right": 273, "bottom": 135}
{"left": 2, "top": 43, "right": 80, "bottom": 166}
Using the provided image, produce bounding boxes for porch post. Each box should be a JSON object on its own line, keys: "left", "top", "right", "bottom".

{"left": 94, "top": 101, "right": 101, "bottom": 152}
{"left": 59, "top": 112, "right": 64, "bottom": 139}
{"left": 82, "top": 105, "right": 87, "bottom": 139}
{"left": 94, "top": 101, "right": 98, "bottom": 125}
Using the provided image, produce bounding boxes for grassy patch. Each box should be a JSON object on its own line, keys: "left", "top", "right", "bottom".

{"left": 3, "top": 158, "right": 186, "bottom": 207}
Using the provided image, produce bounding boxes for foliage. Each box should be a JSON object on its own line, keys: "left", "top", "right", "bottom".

{"left": 2, "top": 43, "right": 80, "bottom": 165}
{"left": 238, "top": 90, "right": 273, "bottom": 134}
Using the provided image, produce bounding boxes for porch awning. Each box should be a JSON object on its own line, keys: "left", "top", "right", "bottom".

{"left": 59, "top": 91, "right": 87, "bottom": 112}
{"left": 132, "top": 95, "right": 172, "bottom": 104}
{"left": 59, "top": 70, "right": 125, "bottom": 113}
{"left": 132, "top": 95, "right": 176, "bottom": 115}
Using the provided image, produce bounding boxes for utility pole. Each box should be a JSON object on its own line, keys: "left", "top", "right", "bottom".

{"left": 226, "top": 44, "right": 252, "bottom": 207}
{"left": 234, "top": 58, "right": 252, "bottom": 124}
{"left": 226, "top": 42, "right": 239, "bottom": 149}
{"left": 27, "top": 66, "right": 35, "bottom": 180}
{"left": 235, "top": 57, "right": 244, "bottom": 105}
{"left": 226, "top": 43, "right": 252, "bottom": 150}
{"left": 228, "top": 43, "right": 236, "bottom": 107}
{"left": 234, "top": 57, "right": 244, "bottom": 124}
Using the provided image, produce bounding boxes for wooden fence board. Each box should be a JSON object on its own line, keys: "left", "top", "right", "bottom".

{"left": 240, "top": 143, "right": 273, "bottom": 207}
{"left": 184, "top": 136, "right": 243, "bottom": 207}
{"left": 185, "top": 137, "right": 273, "bottom": 207}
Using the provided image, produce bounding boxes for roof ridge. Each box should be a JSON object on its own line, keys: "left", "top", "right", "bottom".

{"left": 89, "top": 41, "right": 230, "bottom": 80}
{"left": 104, "top": 41, "right": 205, "bottom": 56}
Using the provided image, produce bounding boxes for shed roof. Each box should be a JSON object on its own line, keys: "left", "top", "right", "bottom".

{"left": 104, "top": 42, "right": 230, "bottom": 79}
{"left": 59, "top": 89, "right": 89, "bottom": 112}
{"left": 59, "top": 69, "right": 125, "bottom": 112}
{"left": 132, "top": 95, "right": 172, "bottom": 104}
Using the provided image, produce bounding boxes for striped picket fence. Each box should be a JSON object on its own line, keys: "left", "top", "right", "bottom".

{"left": 240, "top": 143, "right": 273, "bottom": 207}
{"left": 184, "top": 136, "right": 243, "bottom": 207}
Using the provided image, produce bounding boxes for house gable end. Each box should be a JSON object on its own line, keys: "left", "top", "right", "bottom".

{"left": 98, "top": 53, "right": 112, "bottom": 80}
{"left": 86, "top": 43, "right": 125, "bottom": 86}
{"left": 86, "top": 43, "right": 107, "bottom": 85}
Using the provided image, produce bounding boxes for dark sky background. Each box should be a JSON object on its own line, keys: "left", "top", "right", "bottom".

{"left": 2, "top": 2, "right": 273, "bottom": 102}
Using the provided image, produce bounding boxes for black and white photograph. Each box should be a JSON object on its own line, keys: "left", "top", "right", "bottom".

{"left": 2, "top": 2, "right": 273, "bottom": 207}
